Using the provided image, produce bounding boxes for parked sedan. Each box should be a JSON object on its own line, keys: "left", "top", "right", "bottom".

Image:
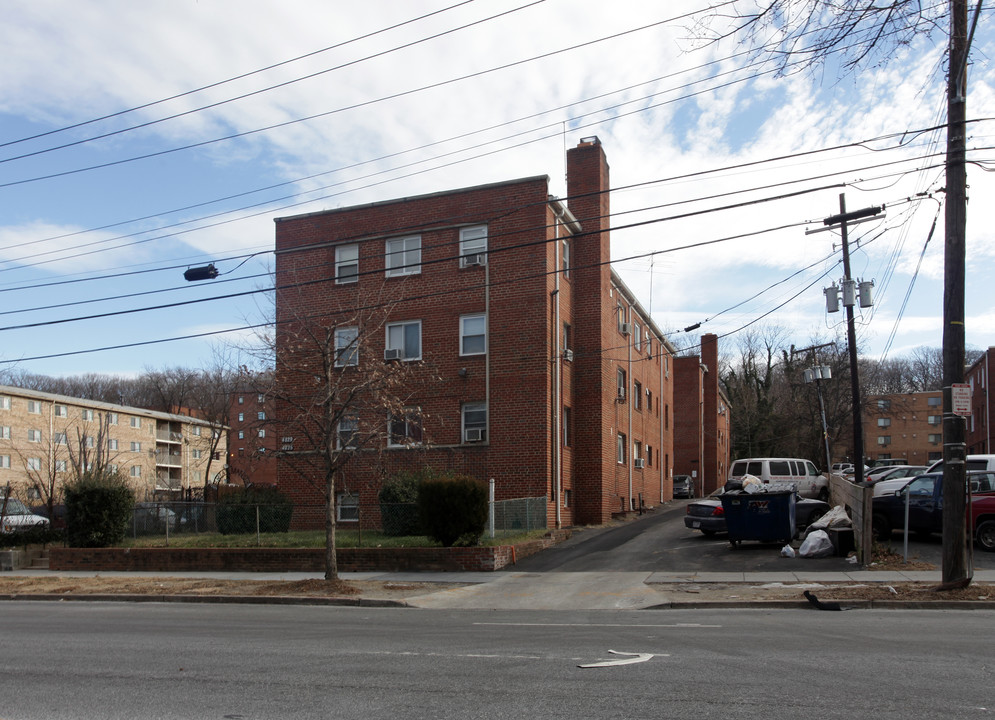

{"left": 673, "top": 475, "right": 695, "bottom": 499}
{"left": 684, "top": 489, "right": 830, "bottom": 538}
{"left": 1, "top": 498, "right": 51, "bottom": 533}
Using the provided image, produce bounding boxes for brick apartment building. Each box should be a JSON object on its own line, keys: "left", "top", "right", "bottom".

{"left": 226, "top": 388, "right": 277, "bottom": 486}
{"left": 0, "top": 385, "right": 225, "bottom": 501}
{"left": 673, "top": 334, "right": 732, "bottom": 496}
{"left": 273, "top": 138, "right": 677, "bottom": 527}
{"left": 864, "top": 391, "right": 944, "bottom": 466}
{"left": 966, "top": 346, "right": 994, "bottom": 455}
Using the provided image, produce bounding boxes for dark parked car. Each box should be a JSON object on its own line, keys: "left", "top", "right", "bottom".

{"left": 673, "top": 475, "right": 695, "bottom": 499}
{"left": 684, "top": 488, "right": 830, "bottom": 538}
{"left": 872, "top": 470, "right": 995, "bottom": 541}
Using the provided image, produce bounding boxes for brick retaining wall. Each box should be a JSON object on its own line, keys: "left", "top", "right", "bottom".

{"left": 48, "top": 531, "right": 570, "bottom": 573}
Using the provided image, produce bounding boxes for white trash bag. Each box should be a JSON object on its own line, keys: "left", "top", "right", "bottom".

{"left": 780, "top": 544, "right": 796, "bottom": 558}
{"left": 798, "top": 529, "right": 834, "bottom": 558}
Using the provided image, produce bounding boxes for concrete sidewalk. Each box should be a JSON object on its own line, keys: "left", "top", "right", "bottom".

{"left": 5, "top": 568, "right": 994, "bottom": 610}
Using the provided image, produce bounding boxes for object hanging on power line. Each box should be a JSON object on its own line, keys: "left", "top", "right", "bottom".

{"left": 184, "top": 264, "right": 219, "bottom": 282}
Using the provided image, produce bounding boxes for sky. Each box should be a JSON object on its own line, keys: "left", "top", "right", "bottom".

{"left": 1, "top": 0, "right": 994, "bottom": 379}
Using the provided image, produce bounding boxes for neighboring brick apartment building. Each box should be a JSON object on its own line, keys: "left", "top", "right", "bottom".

{"left": 0, "top": 385, "right": 225, "bottom": 501}
{"left": 966, "top": 346, "right": 994, "bottom": 455}
{"left": 673, "top": 334, "right": 732, "bottom": 496}
{"left": 226, "top": 388, "right": 277, "bottom": 486}
{"left": 864, "top": 391, "right": 944, "bottom": 466}
{"left": 273, "top": 138, "right": 677, "bottom": 527}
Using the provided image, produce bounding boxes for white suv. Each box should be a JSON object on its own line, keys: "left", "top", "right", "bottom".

{"left": 0, "top": 498, "right": 50, "bottom": 533}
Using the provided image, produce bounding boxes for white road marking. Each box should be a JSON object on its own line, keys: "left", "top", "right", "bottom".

{"left": 579, "top": 650, "right": 661, "bottom": 668}
{"left": 474, "top": 622, "right": 720, "bottom": 628}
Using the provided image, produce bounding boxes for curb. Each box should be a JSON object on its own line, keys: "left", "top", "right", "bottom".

{"left": 644, "top": 599, "right": 995, "bottom": 610}
{"left": 0, "top": 593, "right": 409, "bottom": 608}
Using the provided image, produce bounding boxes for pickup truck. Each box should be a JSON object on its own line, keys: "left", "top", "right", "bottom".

{"left": 872, "top": 471, "right": 995, "bottom": 543}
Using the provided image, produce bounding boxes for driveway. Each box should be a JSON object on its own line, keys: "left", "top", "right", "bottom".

{"left": 511, "top": 499, "right": 995, "bottom": 573}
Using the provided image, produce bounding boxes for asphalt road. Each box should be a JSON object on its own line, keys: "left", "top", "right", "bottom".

{"left": 514, "top": 499, "right": 995, "bottom": 572}
{"left": 2, "top": 602, "right": 992, "bottom": 720}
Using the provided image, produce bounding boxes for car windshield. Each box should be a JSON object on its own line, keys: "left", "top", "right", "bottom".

{"left": 1, "top": 498, "right": 31, "bottom": 515}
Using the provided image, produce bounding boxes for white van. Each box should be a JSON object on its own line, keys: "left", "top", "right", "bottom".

{"left": 926, "top": 455, "right": 995, "bottom": 473}
{"left": 728, "top": 457, "right": 829, "bottom": 500}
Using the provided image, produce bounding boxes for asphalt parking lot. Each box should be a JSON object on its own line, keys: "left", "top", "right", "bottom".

{"left": 512, "top": 499, "right": 995, "bottom": 573}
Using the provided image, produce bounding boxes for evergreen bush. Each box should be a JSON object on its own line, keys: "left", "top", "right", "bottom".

{"left": 417, "top": 473, "right": 488, "bottom": 547}
{"left": 216, "top": 485, "right": 293, "bottom": 535}
{"left": 64, "top": 470, "right": 135, "bottom": 548}
{"left": 379, "top": 467, "right": 437, "bottom": 536}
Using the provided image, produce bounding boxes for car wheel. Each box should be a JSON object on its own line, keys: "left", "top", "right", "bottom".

{"left": 872, "top": 513, "right": 891, "bottom": 542}
{"left": 976, "top": 520, "right": 995, "bottom": 552}
{"left": 803, "top": 508, "right": 827, "bottom": 527}
{"left": 817, "top": 488, "right": 830, "bottom": 503}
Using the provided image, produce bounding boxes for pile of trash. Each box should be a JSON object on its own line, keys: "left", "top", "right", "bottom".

{"left": 782, "top": 505, "right": 854, "bottom": 558}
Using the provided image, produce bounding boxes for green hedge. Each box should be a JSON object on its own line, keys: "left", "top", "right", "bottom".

{"left": 64, "top": 470, "right": 135, "bottom": 548}
{"left": 216, "top": 486, "right": 293, "bottom": 535}
{"left": 417, "top": 473, "right": 488, "bottom": 547}
{"left": 379, "top": 467, "right": 439, "bottom": 536}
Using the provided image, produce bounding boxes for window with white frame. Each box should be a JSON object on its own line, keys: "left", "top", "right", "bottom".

{"left": 237, "top": 412, "right": 244, "bottom": 422}
{"left": 617, "top": 433, "right": 627, "bottom": 464}
{"left": 634, "top": 440, "right": 643, "bottom": 464}
{"left": 877, "top": 399, "right": 891, "bottom": 410}
{"left": 192, "top": 426, "right": 201, "bottom": 436}
{"left": 54, "top": 432, "right": 67, "bottom": 446}
{"left": 335, "top": 243, "right": 359, "bottom": 283}
{"left": 462, "top": 402, "right": 487, "bottom": 443}
{"left": 130, "top": 466, "right": 141, "bottom": 478}
{"left": 388, "top": 408, "right": 422, "bottom": 447}
{"left": 385, "top": 236, "right": 421, "bottom": 276}
{"left": 81, "top": 409, "right": 94, "bottom": 421}
{"left": 337, "top": 492, "right": 359, "bottom": 522}
{"left": 28, "top": 400, "right": 42, "bottom": 414}
{"left": 0, "top": 396, "right": 10, "bottom": 410}
{"left": 108, "top": 439, "right": 118, "bottom": 451}
{"left": 192, "top": 449, "right": 202, "bottom": 459}
{"left": 257, "top": 411, "right": 265, "bottom": 421}
{"left": 258, "top": 429, "right": 266, "bottom": 438}
{"left": 257, "top": 394, "right": 265, "bottom": 403}
{"left": 616, "top": 368, "right": 627, "bottom": 402}
{"left": 131, "top": 441, "right": 142, "bottom": 452}
{"left": 238, "top": 430, "right": 245, "bottom": 439}
{"left": 337, "top": 417, "right": 358, "bottom": 450}
{"left": 386, "top": 320, "right": 421, "bottom": 360}
{"left": 130, "top": 417, "right": 141, "bottom": 428}
{"left": 928, "top": 415, "right": 941, "bottom": 425}
{"left": 928, "top": 396, "right": 942, "bottom": 407}
{"left": 633, "top": 321, "right": 642, "bottom": 350}
{"left": 84, "top": 436, "right": 95, "bottom": 449}
{"left": 107, "top": 412, "right": 118, "bottom": 425}
{"left": 238, "top": 396, "right": 244, "bottom": 405}
{"left": 928, "top": 433, "right": 942, "bottom": 444}
{"left": 878, "top": 417, "right": 891, "bottom": 427}
{"left": 0, "top": 455, "right": 10, "bottom": 469}
{"left": 108, "top": 464, "right": 117, "bottom": 474}
{"left": 28, "top": 429, "right": 42, "bottom": 443}
{"left": 335, "top": 326, "right": 359, "bottom": 367}
{"left": 0, "top": 426, "right": 9, "bottom": 440}
{"left": 617, "top": 302, "right": 627, "bottom": 333}
{"left": 459, "top": 225, "right": 487, "bottom": 266}
{"left": 54, "top": 404, "right": 68, "bottom": 417}
{"left": 460, "top": 314, "right": 486, "bottom": 356}
{"left": 561, "top": 323, "right": 571, "bottom": 354}
{"left": 27, "top": 457, "right": 42, "bottom": 471}
{"left": 633, "top": 380, "right": 642, "bottom": 411}
{"left": 877, "top": 436, "right": 891, "bottom": 445}
{"left": 55, "top": 460, "right": 67, "bottom": 472}
{"left": 562, "top": 238, "right": 570, "bottom": 277}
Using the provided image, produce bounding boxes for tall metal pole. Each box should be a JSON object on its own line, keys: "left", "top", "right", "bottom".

{"left": 941, "top": 0, "right": 970, "bottom": 586}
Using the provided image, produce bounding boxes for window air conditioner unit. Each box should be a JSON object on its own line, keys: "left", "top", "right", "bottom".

{"left": 462, "top": 253, "right": 485, "bottom": 267}
{"left": 634, "top": 458, "right": 645, "bottom": 469}
{"left": 563, "top": 349, "right": 574, "bottom": 362}
{"left": 384, "top": 348, "right": 403, "bottom": 361}
{"left": 464, "top": 428, "right": 484, "bottom": 442}
{"left": 617, "top": 387, "right": 626, "bottom": 402}
{"left": 620, "top": 322, "right": 632, "bottom": 336}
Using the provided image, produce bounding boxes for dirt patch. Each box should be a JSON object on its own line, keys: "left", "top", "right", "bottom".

{"left": 667, "top": 581, "right": 995, "bottom": 603}
{"left": 0, "top": 576, "right": 467, "bottom": 600}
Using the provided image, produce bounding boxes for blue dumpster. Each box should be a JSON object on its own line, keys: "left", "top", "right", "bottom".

{"left": 720, "top": 490, "right": 796, "bottom": 548}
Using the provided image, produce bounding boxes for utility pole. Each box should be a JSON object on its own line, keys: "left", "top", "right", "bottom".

{"left": 821, "top": 197, "right": 882, "bottom": 487}
{"left": 941, "top": 0, "right": 970, "bottom": 587}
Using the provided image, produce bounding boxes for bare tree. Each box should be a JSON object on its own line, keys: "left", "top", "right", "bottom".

{"left": 266, "top": 283, "right": 438, "bottom": 580}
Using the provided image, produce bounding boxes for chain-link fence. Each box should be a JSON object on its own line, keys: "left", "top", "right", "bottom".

{"left": 128, "top": 496, "right": 547, "bottom": 546}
